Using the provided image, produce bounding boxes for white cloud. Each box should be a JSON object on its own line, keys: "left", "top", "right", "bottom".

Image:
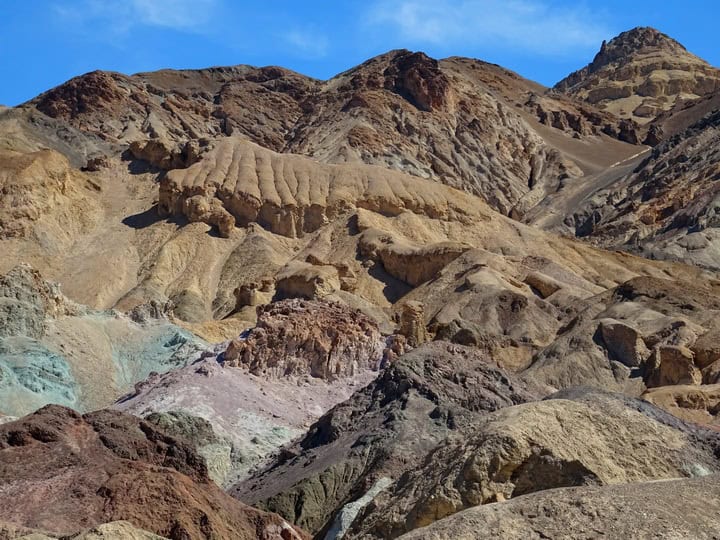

{"left": 366, "top": 0, "right": 610, "bottom": 55}
{"left": 54, "top": 0, "right": 218, "bottom": 34}
{"left": 129, "top": 0, "right": 217, "bottom": 30}
{"left": 282, "top": 29, "right": 329, "bottom": 59}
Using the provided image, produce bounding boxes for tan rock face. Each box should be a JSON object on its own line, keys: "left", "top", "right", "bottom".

{"left": 398, "top": 475, "right": 720, "bottom": 540}
{"left": 159, "top": 138, "right": 479, "bottom": 239}
{"left": 358, "top": 229, "right": 471, "bottom": 286}
{"left": 647, "top": 345, "right": 702, "bottom": 387}
{"left": 598, "top": 319, "right": 650, "bottom": 367}
{"left": 643, "top": 384, "right": 720, "bottom": 426}
{"left": 223, "top": 299, "right": 384, "bottom": 380}
{"left": 181, "top": 195, "right": 235, "bottom": 238}
{"left": 0, "top": 149, "right": 99, "bottom": 242}
{"left": 274, "top": 261, "right": 341, "bottom": 300}
{"left": 556, "top": 27, "right": 720, "bottom": 124}
{"left": 398, "top": 301, "right": 427, "bottom": 347}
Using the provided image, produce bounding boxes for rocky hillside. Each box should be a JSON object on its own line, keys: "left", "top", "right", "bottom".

{"left": 556, "top": 26, "right": 720, "bottom": 124}
{"left": 23, "top": 50, "right": 645, "bottom": 218}
{"left": 567, "top": 109, "right": 720, "bottom": 270}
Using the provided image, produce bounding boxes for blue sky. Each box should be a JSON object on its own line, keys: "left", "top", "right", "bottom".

{"left": 1, "top": 1, "right": 719, "bottom": 106}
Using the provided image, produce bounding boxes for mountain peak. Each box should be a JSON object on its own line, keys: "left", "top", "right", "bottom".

{"left": 591, "top": 27, "right": 687, "bottom": 71}
{"left": 554, "top": 27, "right": 720, "bottom": 123}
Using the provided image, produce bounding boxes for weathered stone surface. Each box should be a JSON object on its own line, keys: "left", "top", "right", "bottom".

{"left": 359, "top": 229, "right": 471, "bottom": 286}
{"left": 0, "top": 148, "right": 99, "bottom": 242}
{"left": 181, "top": 195, "right": 236, "bottom": 238}
{"left": 223, "top": 299, "right": 384, "bottom": 381}
{"left": 398, "top": 301, "right": 427, "bottom": 347}
{"left": 144, "top": 410, "right": 237, "bottom": 487}
{"left": 643, "top": 384, "right": 720, "bottom": 426}
{"left": 274, "top": 262, "right": 341, "bottom": 300}
{"left": 556, "top": 27, "right": 720, "bottom": 124}
{"left": 398, "top": 475, "right": 720, "bottom": 540}
{"left": 159, "top": 138, "right": 479, "bottom": 239}
{"left": 0, "top": 265, "right": 75, "bottom": 339}
{"left": 349, "top": 389, "right": 720, "bottom": 538}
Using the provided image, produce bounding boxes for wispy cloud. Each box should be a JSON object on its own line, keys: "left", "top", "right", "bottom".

{"left": 282, "top": 29, "right": 330, "bottom": 59}
{"left": 366, "top": 0, "right": 610, "bottom": 55}
{"left": 53, "top": 0, "right": 219, "bottom": 34}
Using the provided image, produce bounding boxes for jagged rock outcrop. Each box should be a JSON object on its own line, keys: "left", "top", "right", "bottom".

{"left": 398, "top": 301, "right": 427, "bottom": 347}
{"left": 556, "top": 27, "right": 720, "bottom": 124}
{"left": 0, "top": 405, "right": 305, "bottom": 540}
{"left": 27, "top": 50, "right": 645, "bottom": 219}
{"left": 223, "top": 299, "right": 384, "bottom": 380}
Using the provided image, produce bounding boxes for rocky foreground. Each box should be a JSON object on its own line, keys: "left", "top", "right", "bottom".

{"left": 2, "top": 23, "right": 720, "bottom": 540}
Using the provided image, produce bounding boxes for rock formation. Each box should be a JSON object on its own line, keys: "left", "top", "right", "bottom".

{"left": 232, "top": 342, "right": 534, "bottom": 534}
{"left": 2, "top": 23, "right": 720, "bottom": 540}
{"left": 223, "top": 299, "right": 384, "bottom": 380}
{"left": 0, "top": 405, "right": 305, "bottom": 539}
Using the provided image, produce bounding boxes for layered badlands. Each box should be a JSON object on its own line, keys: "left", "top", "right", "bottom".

{"left": 2, "top": 24, "right": 720, "bottom": 540}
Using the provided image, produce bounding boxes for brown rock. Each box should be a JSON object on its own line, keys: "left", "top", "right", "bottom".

{"left": 223, "top": 299, "right": 384, "bottom": 380}
{"left": 598, "top": 318, "right": 650, "bottom": 367}
{"left": 646, "top": 345, "right": 702, "bottom": 387}
{"left": 0, "top": 405, "right": 306, "bottom": 540}
{"left": 398, "top": 301, "right": 427, "bottom": 347}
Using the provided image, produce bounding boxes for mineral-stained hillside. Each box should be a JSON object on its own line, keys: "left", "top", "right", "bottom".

{"left": 2, "top": 23, "right": 720, "bottom": 540}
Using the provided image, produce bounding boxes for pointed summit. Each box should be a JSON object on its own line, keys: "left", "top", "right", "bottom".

{"left": 555, "top": 27, "right": 720, "bottom": 123}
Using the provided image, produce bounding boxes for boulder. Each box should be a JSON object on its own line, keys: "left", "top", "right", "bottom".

{"left": 646, "top": 345, "right": 702, "bottom": 387}
{"left": 398, "top": 301, "right": 427, "bottom": 347}
{"left": 598, "top": 318, "right": 650, "bottom": 367}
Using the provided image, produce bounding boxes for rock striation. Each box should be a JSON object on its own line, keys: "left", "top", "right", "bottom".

{"left": 158, "top": 137, "right": 479, "bottom": 238}
{"left": 233, "top": 342, "right": 533, "bottom": 535}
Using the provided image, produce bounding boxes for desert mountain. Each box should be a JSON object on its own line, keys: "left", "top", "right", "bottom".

{"left": 2, "top": 23, "right": 720, "bottom": 540}
{"left": 20, "top": 49, "right": 647, "bottom": 218}
{"left": 556, "top": 26, "right": 720, "bottom": 124}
